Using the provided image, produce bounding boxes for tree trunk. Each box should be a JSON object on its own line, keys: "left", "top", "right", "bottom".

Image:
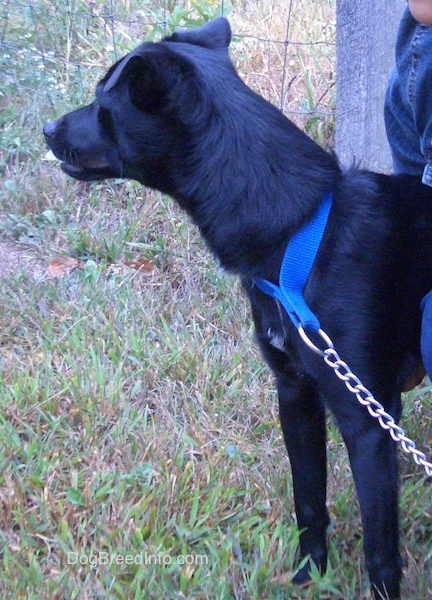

{"left": 336, "top": 0, "right": 405, "bottom": 173}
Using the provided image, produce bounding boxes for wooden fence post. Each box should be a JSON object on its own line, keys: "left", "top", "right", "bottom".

{"left": 335, "top": 0, "right": 405, "bottom": 172}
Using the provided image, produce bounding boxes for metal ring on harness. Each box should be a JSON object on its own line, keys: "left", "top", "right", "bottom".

{"left": 297, "top": 326, "right": 335, "bottom": 357}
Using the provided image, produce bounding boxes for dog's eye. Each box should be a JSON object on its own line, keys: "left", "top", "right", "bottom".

{"left": 98, "top": 107, "right": 112, "bottom": 129}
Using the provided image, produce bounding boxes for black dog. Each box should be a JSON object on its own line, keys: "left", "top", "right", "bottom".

{"left": 43, "top": 18, "right": 432, "bottom": 599}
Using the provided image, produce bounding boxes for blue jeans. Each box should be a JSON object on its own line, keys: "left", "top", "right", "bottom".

{"left": 384, "top": 9, "right": 432, "bottom": 182}
{"left": 384, "top": 8, "right": 432, "bottom": 379}
{"left": 421, "top": 291, "right": 432, "bottom": 378}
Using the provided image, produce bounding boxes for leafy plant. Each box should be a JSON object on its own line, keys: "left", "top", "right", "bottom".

{"left": 147, "top": 0, "right": 233, "bottom": 40}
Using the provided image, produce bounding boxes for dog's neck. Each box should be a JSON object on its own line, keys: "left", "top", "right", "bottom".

{"left": 168, "top": 92, "right": 340, "bottom": 280}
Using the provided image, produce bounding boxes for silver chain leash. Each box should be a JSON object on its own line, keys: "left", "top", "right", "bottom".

{"left": 298, "top": 326, "right": 432, "bottom": 478}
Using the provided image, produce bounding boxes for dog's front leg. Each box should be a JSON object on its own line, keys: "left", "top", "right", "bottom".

{"left": 249, "top": 288, "right": 329, "bottom": 582}
{"left": 257, "top": 336, "right": 329, "bottom": 582}
{"left": 276, "top": 365, "right": 329, "bottom": 583}
{"left": 327, "top": 389, "right": 402, "bottom": 600}
{"left": 347, "top": 427, "right": 401, "bottom": 600}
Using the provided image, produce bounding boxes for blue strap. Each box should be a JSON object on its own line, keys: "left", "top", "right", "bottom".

{"left": 253, "top": 193, "right": 332, "bottom": 332}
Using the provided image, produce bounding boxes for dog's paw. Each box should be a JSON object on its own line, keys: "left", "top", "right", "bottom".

{"left": 292, "top": 557, "right": 327, "bottom": 586}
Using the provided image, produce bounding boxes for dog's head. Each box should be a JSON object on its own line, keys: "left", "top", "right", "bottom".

{"left": 43, "top": 18, "right": 234, "bottom": 189}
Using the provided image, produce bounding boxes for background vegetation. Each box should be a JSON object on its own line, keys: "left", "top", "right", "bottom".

{"left": 0, "top": 1, "right": 431, "bottom": 598}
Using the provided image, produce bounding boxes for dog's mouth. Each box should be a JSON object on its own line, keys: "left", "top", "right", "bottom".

{"left": 60, "top": 159, "right": 117, "bottom": 182}
{"left": 46, "top": 147, "right": 117, "bottom": 182}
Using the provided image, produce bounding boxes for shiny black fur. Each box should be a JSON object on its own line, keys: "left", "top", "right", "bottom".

{"left": 43, "top": 18, "right": 432, "bottom": 599}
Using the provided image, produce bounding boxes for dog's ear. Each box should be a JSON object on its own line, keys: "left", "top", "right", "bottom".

{"left": 103, "top": 53, "right": 143, "bottom": 93}
{"left": 166, "top": 17, "right": 231, "bottom": 50}
{"left": 102, "top": 49, "right": 193, "bottom": 114}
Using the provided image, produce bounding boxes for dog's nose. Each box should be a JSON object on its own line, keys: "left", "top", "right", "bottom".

{"left": 43, "top": 120, "right": 58, "bottom": 139}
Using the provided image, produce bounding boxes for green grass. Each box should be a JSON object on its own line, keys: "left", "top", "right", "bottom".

{"left": 1, "top": 1, "right": 431, "bottom": 599}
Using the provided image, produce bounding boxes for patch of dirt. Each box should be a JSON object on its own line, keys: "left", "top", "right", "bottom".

{"left": 0, "top": 238, "right": 156, "bottom": 281}
{"left": 0, "top": 239, "right": 48, "bottom": 280}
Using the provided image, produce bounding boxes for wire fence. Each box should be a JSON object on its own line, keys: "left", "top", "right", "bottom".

{"left": 0, "top": 0, "right": 336, "bottom": 156}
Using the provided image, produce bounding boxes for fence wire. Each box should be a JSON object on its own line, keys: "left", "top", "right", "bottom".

{"left": 0, "top": 0, "right": 335, "bottom": 148}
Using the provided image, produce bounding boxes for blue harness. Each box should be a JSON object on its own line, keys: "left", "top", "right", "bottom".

{"left": 253, "top": 193, "right": 333, "bottom": 332}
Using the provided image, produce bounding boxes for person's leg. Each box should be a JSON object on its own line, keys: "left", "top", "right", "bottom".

{"left": 384, "top": 70, "right": 425, "bottom": 175}
{"left": 385, "top": 15, "right": 432, "bottom": 381}
{"left": 385, "top": 11, "right": 432, "bottom": 177}
{"left": 420, "top": 290, "right": 432, "bottom": 380}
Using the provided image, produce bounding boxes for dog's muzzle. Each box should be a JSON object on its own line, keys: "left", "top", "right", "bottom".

{"left": 43, "top": 120, "right": 58, "bottom": 140}
{"left": 43, "top": 118, "right": 117, "bottom": 182}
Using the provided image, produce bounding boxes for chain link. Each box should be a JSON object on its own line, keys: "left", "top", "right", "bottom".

{"left": 298, "top": 327, "right": 432, "bottom": 478}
